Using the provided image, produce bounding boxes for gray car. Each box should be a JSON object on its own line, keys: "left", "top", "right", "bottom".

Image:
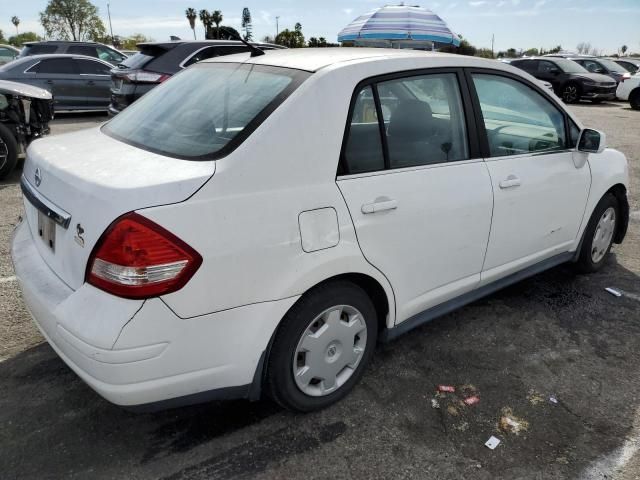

{"left": 0, "top": 54, "right": 112, "bottom": 111}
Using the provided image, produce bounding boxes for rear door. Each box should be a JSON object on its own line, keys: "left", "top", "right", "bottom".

{"left": 29, "top": 57, "right": 85, "bottom": 109}
{"left": 468, "top": 71, "right": 590, "bottom": 285}
{"left": 76, "top": 58, "right": 112, "bottom": 109}
{"left": 337, "top": 70, "right": 493, "bottom": 323}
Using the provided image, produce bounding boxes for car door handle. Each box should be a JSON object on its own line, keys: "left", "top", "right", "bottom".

{"left": 499, "top": 175, "right": 521, "bottom": 189}
{"left": 361, "top": 198, "right": 398, "bottom": 214}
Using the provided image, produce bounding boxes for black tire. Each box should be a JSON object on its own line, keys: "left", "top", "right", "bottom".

{"left": 266, "top": 280, "right": 378, "bottom": 412}
{"left": 630, "top": 89, "right": 640, "bottom": 110}
{"left": 574, "top": 193, "right": 619, "bottom": 273}
{"left": 0, "top": 123, "right": 18, "bottom": 180}
{"left": 561, "top": 82, "right": 581, "bottom": 104}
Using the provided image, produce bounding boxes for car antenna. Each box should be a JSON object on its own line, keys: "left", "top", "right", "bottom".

{"left": 221, "top": 27, "right": 265, "bottom": 57}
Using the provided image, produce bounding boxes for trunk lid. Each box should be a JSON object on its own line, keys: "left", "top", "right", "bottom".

{"left": 22, "top": 127, "right": 215, "bottom": 290}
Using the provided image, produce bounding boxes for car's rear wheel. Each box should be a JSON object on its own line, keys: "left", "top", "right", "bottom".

{"left": 266, "top": 281, "right": 377, "bottom": 412}
{"left": 0, "top": 123, "right": 18, "bottom": 180}
{"left": 575, "top": 193, "right": 619, "bottom": 273}
{"left": 630, "top": 89, "right": 640, "bottom": 110}
{"left": 562, "top": 83, "right": 581, "bottom": 104}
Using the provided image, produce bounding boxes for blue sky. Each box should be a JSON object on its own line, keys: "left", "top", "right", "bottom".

{"left": 1, "top": 0, "right": 638, "bottom": 54}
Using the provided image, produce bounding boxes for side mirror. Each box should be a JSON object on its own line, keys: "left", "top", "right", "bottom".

{"left": 577, "top": 128, "right": 606, "bottom": 154}
{"left": 550, "top": 68, "right": 560, "bottom": 75}
{"left": 594, "top": 68, "right": 604, "bottom": 74}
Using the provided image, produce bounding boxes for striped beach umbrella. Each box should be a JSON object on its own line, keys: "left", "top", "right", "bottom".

{"left": 338, "top": 5, "right": 461, "bottom": 47}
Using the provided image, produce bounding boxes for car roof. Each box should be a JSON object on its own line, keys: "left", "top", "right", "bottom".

{"left": 137, "top": 40, "right": 282, "bottom": 49}
{"left": 24, "top": 40, "right": 104, "bottom": 45}
{"left": 207, "top": 47, "right": 496, "bottom": 73}
{"left": 5, "top": 53, "right": 113, "bottom": 66}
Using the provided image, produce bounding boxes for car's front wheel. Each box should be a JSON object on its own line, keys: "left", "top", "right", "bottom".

{"left": 0, "top": 123, "right": 18, "bottom": 180}
{"left": 575, "top": 193, "right": 619, "bottom": 273}
{"left": 266, "top": 280, "right": 378, "bottom": 412}
{"left": 562, "top": 83, "right": 581, "bottom": 104}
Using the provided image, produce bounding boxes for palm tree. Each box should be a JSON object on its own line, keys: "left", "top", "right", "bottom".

{"left": 11, "top": 16, "right": 19, "bottom": 35}
{"left": 211, "top": 10, "right": 223, "bottom": 40}
{"left": 185, "top": 8, "right": 197, "bottom": 40}
{"left": 199, "top": 10, "right": 211, "bottom": 39}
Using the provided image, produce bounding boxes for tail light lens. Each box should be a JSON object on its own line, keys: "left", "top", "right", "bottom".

{"left": 87, "top": 213, "right": 202, "bottom": 299}
{"left": 124, "top": 70, "right": 171, "bottom": 83}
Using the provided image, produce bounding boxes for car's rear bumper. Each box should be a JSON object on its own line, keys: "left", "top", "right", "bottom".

{"left": 11, "top": 220, "right": 298, "bottom": 409}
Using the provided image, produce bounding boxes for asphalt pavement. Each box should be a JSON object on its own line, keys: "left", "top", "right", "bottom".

{"left": 0, "top": 103, "right": 639, "bottom": 479}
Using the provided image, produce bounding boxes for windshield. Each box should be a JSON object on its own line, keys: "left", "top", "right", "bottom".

{"left": 554, "top": 58, "right": 589, "bottom": 74}
{"left": 597, "top": 58, "right": 627, "bottom": 73}
{"left": 103, "top": 63, "right": 309, "bottom": 159}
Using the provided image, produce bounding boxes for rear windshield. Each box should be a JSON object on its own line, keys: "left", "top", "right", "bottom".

{"left": 117, "top": 52, "right": 154, "bottom": 69}
{"left": 103, "top": 63, "right": 309, "bottom": 159}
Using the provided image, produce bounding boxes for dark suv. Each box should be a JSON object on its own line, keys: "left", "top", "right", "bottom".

{"left": 108, "top": 40, "right": 283, "bottom": 115}
{"left": 19, "top": 41, "right": 127, "bottom": 66}
{"left": 510, "top": 57, "right": 617, "bottom": 103}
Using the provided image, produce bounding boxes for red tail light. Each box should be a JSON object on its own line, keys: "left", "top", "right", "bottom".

{"left": 87, "top": 213, "right": 202, "bottom": 299}
{"left": 124, "top": 70, "right": 171, "bottom": 83}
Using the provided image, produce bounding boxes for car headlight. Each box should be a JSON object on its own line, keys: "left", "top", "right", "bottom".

{"left": 582, "top": 81, "right": 597, "bottom": 87}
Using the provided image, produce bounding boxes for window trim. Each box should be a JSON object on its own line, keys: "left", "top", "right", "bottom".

{"left": 179, "top": 45, "right": 250, "bottom": 69}
{"left": 75, "top": 57, "right": 113, "bottom": 76}
{"left": 338, "top": 67, "right": 481, "bottom": 177}
{"left": 464, "top": 68, "right": 575, "bottom": 161}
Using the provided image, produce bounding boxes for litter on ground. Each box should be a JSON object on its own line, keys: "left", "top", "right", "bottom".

{"left": 499, "top": 408, "right": 530, "bottom": 435}
{"left": 605, "top": 287, "right": 623, "bottom": 297}
{"left": 485, "top": 436, "right": 501, "bottom": 450}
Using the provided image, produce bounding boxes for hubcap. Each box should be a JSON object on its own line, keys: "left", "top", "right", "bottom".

{"left": 563, "top": 85, "right": 578, "bottom": 103}
{"left": 293, "top": 305, "right": 367, "bottom": 397}
{"left": 591, "top": 207, "right": 616, "bottom": 263}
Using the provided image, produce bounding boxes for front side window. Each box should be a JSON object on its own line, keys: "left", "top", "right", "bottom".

{"left": 538, "top": 61, "right": 558, "bottom": 74}
{"left": 472, "top": 74, "right": 566, "bottom": 157}
{"left": 68, "top": 45, "right": 98, "bottom": 57}
{"left": 103, "top": 63, "right": 308, "bottom": 159}
{"left": 96, "top": 46, "right": 126, "bottom": 64}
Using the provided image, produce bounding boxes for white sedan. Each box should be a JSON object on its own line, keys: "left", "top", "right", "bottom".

{"left": 12, "top": 48, "right": 630, "bottom": 412}
{"left": 616, "top": 74, "right": 640, "bottom": 109}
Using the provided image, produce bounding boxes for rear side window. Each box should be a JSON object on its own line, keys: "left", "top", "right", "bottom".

{"left": 103, "top": 63, "right": 309, "bottom": 159}
{"left": 342, "top": 72, "right": 469, "bottom": 174}
{"left": 472, "top": 74, "right": 567, "bottom": 157}
{"left": 21, "top": 44, "right": 57, "bottom": 56}
{"left": 34, "top": 58, "right": 77, "bottom": 74}
{"left": 343, "top": 86, "right": 385, "bottom": 174}
{"left": 67, "top": 45, "right": 98, "bottom": 57}
{"left": 78, "top": 59, "right": 111, "bottom": 75}
{"left": 183, "top": 46, "right": 248, "bottom": 68}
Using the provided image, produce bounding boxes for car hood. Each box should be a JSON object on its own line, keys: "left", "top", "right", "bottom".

{"left": 0, "top": 79, "right": 53, "bottom": 99}
{"left": 571, "top": 73, "right": 616, "bottom": 84}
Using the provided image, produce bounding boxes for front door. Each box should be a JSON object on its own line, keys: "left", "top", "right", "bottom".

{"left": 469, "top": 72, "right": 591, "bottom": 284}
{"left": 337, "top": 71, "right": 493, "bottom": 323}
{"left": 30, "top": 57, "right": 85, "bottom": 109}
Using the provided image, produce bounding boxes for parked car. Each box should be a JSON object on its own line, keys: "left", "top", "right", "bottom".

{"left": 616, "top": 74, "right": 640, "bottom": 110}
{"left": 510, "top": 57, "right": 617, "bottom": 103}
{"left": 108, "top": 40, "right": 283, "bottom": 115}
{"left": 19, "top": 41, "right": 127, "bottom": 66}
{"left": 615, "top": 58, "right": 640, "bottom": 75}
{"left": 0, "top": 80, "right": 53, "bottom": 179}
{"left": 0, "top": 54, "right": 112, "bottom": 111}
{"left": 12, "top": 49, "right": 629, "bottom": 412}
{"left": 569, "top": 57, "right": 631, "bottom": 85}
{"left": 0, "top": 44, "right": 20, "bottom": 65}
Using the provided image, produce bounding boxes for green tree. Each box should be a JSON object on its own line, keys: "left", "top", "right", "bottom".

{"left": 218, "top": 26, "right": 241, "bottom": 40}
{"left": 121, "top": 33, "right": 152, "bottom": 50}
{"left": 11, "top": 16, "right": 20, "bottom": 35}
{"left": 523, "top": 48, "right": 539, "bottom": 56}
{"left": 621, "top": 45, "right": 628, "bottom": 55}
{"left": 9, "top": 32, "right": 42, "bottom": 47}
{"left": 241, "top": 7, "right": 252, "bottom": 41}
{"left": 40, "top": 0, "right": 106, "bottom": 41}
{"left": 211, "top": 10, "right": 223, "bottom": 39}
{"left": 185, "top": 8, "right": 197, "bottom": 40}
{"left": 276, "top": 22, "right": 305, "bottom": 48}
{"left": 0, "top": 30, "right": 5, "bottom": 43}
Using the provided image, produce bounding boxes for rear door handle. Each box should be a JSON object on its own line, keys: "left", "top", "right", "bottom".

{"left": 499, "top": 175, "right": 521, "bottom": 189}
{"left": 362, "top": 197, "right": 398, "bottom": 214}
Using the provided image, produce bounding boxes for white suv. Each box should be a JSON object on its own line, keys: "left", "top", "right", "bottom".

{"left": 616, "top": 74, "right": 640, "bottom": 109}
{"left": 12, "top": 49, "right": 630, "bottom": 412}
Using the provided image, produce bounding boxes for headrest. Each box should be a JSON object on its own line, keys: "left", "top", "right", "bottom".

{"left": 387, "top": 100, "right": 434, "bottom": 140}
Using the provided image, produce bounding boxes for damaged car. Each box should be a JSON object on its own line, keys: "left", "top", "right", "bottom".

{"left": 0, "top": 80, "right": 54, "bottom": 179}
